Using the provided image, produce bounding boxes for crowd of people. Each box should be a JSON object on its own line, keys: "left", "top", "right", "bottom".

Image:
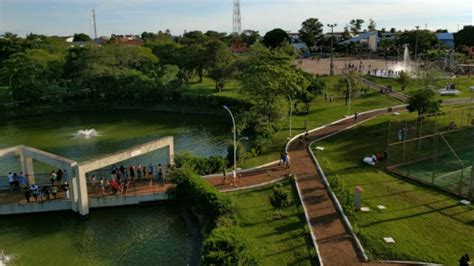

{"left": 5, "top": 169, "right": 70, "bottom": 203}
{"left": 3, "top": 162, "right": 173, "bottom": 202}
{"left": 88, "top": 163, "right": 173, "bottom": 197}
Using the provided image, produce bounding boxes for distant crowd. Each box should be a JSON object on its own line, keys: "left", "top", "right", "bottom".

{"left": 4, "top": 162, "right": 173, "bottom": 202}
{"left": 6, "top": 169, "right": 70, "bottom": 203}
{"left": 88, "top": 163, "right": 173, "bottom": 196}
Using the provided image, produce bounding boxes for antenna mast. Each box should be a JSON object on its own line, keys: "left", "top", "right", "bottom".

{"left": 232, "top": 0, "right": 241, "bottom": 35}
{"left": 92, "top": 10, "right": 98, "bottom": 40}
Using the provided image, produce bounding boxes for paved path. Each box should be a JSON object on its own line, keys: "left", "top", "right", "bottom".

{"left": 358, "top": 76, "right": 410, "bottom": 103}
{"left": 287, "top": 107, "right": 408, "bottom": 266}
{"left": 206, "top": 106, "right": 410, "bottom": 265}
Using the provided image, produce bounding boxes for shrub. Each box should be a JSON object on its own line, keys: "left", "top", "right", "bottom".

{"left": 174, "top": 151, "right": 226, "bottom": 175}
{"left": 269, "top": 183, "right": 290, "bottom": 210}
{"left": 328, "top": 175, "right": 354, "bottom": 217}
{"left": 201, "top": 225, "right": 258, "bottom": 266}
{"left": 170, "top": 167, "right": 234, "bottom": 230}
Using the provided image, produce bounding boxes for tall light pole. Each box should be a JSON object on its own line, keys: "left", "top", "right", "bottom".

{"left": 343, "top": 72, "right": 353, "bottom": 116}
{"left": 328, "top": 24, "right": 337, "bottom": 76}
{"left": 223, "top": 105, "right": 237, "bottom": 171}
{"left": 288, "top": 95, "right": 293, "bottom": 138}
{"left": 414, "top": 26, "right": 420, "bottom": 74}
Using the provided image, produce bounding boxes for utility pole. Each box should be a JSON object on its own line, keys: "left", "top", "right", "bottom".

{"left": 92, "top": 10, "right": 98, "bottom": 40}
{"left": 414, "top": 25, "right": 420, "bottom": 74}
{"left": 328, "top": 23, "right": 337, "bottom": 76}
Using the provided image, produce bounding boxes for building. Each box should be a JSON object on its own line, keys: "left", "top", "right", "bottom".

{"left": 436, "top": 32, "right": 455, "bottom": 49}
{"left": 110, "top": 34, "right": 144, "bottom": 46}
{"left": 288, "top": 33, "right": 310, "bottom": 58}
{"left": 341, "top": 31, "right": 379, "bottom": 52}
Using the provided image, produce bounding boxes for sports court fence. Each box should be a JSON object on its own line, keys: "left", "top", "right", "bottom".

{"left": 386, "top": 106, "right": 474, "bottom": 199}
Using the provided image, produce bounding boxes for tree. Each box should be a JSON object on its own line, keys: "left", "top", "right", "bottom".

{"left": 296, "top": 89, "right": 314, "bottom": 114}
{"left": 226, "top": 141, "right": 246, "bottom": 167}
{"left": 201, "top": 226, "right": 257, "bottom": 265}
{"left": 350, "top": 19, "right": 365, "bottom": 35}
{"left": 396, "top": 71, "right": 411, "bottom": 91}
{"left": 398, "top": 30, "right": 438, "bottom": 55}
{"left": 296, "top": 74, "right": 325, "bottom": 113}
{"left": 269, "top": 183, "right": 290, "bottom": 210}
{"left": 335, "top": 72, "right": 360, "bottom": 105}
{"left": 240, "top": 30, "right": 260, "bottom": 47}
{"left": 240, "top": 45, "right": 309, "bottom": 123}
{"left": 0, "top": 50, "right": 54, "bottom": 101}
{"left": 298, "top": 18, "right": 324, "bottom": 49}
{"left": 342, "top": 25, "right": 352, "bottom": 39}
{"left": 205, "top": 40, "right": 235, "bottom": 91}
{"left": 262, "top": 28, "right": 289, "bottom": 49}
{"left": 407, "top": 88, "right": 440, "bottom": 115}
{"left": 0, "top": 33, "right": 29, "bottom": 66}
{"left": 419, "top": 68, "right": 443, "bottom": 90}
{"left": 73, "top": 33, "right": 91, "bottom": 42}
{"left": 368, "top": 19, "right": 377, "bottom": 31}
{"left": 454, "top": 26, "right": 474, "bottom": 48}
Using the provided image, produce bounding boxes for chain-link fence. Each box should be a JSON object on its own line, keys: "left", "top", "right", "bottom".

{"left": 386, "top": 106, "right": 474, "bottom": 198}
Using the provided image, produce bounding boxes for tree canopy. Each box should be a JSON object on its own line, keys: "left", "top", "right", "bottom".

{"left": 454, "top": 26, "right": 474, "bottom": 47}
{"left": 262, "top": 28, "right": 289, "bottom": 49}
{"left": 398, "top": 30, "right": 438, "bottom": 55}
{"left": 73, "top": 33, "right": 91, "bottom": 42}
{"left": 298, "top": 18, "right": 324, "bottom": 48}
{"left": 407, "top": 88, "right": 440, "bottom": 115}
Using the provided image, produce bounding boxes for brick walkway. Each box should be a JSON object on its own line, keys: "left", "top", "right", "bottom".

{"left": 204, "top": 107, "right": 409, "bottom": 265}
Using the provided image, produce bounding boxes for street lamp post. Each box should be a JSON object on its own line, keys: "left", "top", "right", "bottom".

{"left": 223, "top": 105, "right": 237, "bottom": 171}
{"left": 343, "top": 72, "right": 353, "bottom": 116}
{"left": 288, "top": 95, "right": 293, "bottom": 138}
{"left": 8, "top": 74, "right": 14, "bottom": 106}
{"left": 414, "top": 26, "right": 420, "bottom": 74}
{"left": 328, "top": 24, "right": 337, "bottom": 76}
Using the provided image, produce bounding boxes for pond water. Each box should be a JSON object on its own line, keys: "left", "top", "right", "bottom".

{"left": 0, "top": 110, "right": 230, "bottom": 265}
{"left": 0, "top": 204, "right": 192, "bottom": 266}
{"left": 0, "top": 110, "right": 230, "bottom": 174}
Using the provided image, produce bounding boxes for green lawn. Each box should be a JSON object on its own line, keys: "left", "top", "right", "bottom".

{"left": 230, "top": 179, "right": 314, "bottom": 265}
{"left": 242, "top": 79, "right": 401, "bottom": 168}
{"left": 365, "top": 75, "right": 474, "bottom": 100}
{"left": 312, "top": 113, "right": 474, "bottom": 264}
{"left": 182, "top": 75, "right": 402, "bottom": 168}
{"left": 184, "top": 77, "right": 241, "bottom": 99}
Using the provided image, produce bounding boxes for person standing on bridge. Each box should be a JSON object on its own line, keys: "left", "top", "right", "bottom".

{"left": 354, "top": 112, "right": 359, "bottom": 122}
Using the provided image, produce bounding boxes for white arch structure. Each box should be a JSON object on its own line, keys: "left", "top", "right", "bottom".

{"left": 0, "top": 136, "right": 174, "bottom": 216}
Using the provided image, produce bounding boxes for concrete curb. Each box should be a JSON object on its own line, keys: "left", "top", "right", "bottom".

{"left": 294, "top": 175, "right": 324, "bottom": 266}
{"left": 220, "top": 176, "right": 288, "bottom": 193}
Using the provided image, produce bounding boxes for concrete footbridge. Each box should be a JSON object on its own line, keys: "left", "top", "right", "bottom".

{"left": 0, "top": 136, "right": 174, "bottom": 216}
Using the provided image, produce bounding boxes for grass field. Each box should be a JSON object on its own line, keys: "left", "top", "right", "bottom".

{"left": 186, "top": 76, "right": 402, "bottom": 168}
{"left": 394, "top": 147, "right": 473, "bottom": 197}
{"left": 230, "top": 179, "right": 314, "bottom": 265}
{"left": 313, "top": 113, "right": 474, "bottom": 264}
{"left": 365, "top": 75, "right": 474, "bottom": 100}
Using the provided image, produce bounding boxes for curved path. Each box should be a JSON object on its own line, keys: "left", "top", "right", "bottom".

{"left": 208, "top": 106, "right": 410, "bottom": 265}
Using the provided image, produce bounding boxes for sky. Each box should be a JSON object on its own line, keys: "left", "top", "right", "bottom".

{"left": 0, "top": 0, "right": 473, "bottom": 37}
